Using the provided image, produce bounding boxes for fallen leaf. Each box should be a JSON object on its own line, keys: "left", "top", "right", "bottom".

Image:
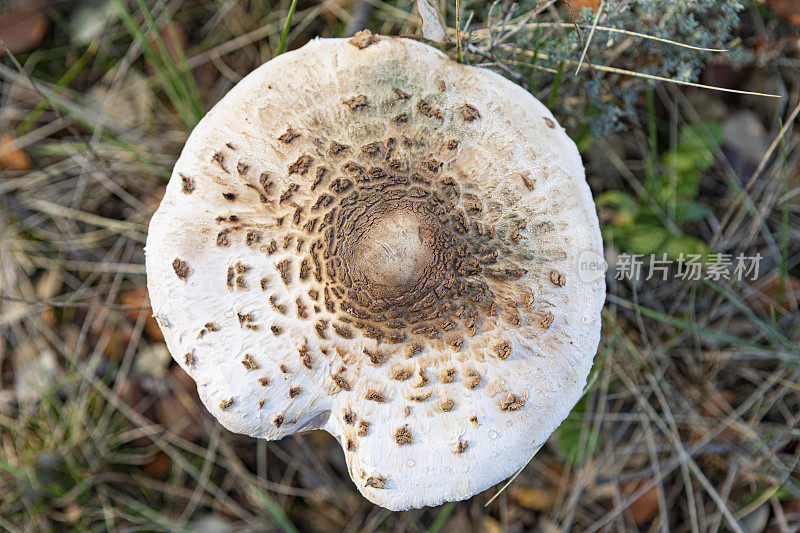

{"left": 36, "top": 269, "right": 62, "bottom": 327}
{"left": 89, "top": 69, "right": 154, "bottom": 130}
{"left": 71, "top": 1, "right": 117, "bottom": 45}
{"left": 13, "top": 346, "right": 59, "bottom": 406}
{"left": 768, "top": 0, "right": 800, "bottom": 25}
{"left": 141, "top": 450, "right": 171, "bottom": 479}
{"left": 695, "top": 389, "right": 739, "bottom": 443}
{"left": 566, "top": 0, "right": 602, "bottom": 13}
{"left": 134, "top": 344, "right": 171, "bottom": 379}
{"left": 0, "top": 134, "right": 32, "bottom": 170}
{"left": 153, "top": 365, "right": 206, "bottom": 441}
{"left": 146, "top": 22, "right": 188, "bottom": 74}
{"left": 510, "top": 486, "right": 555, "bottom": 511}
{"left": 0, "top": 8, "right": 48, "bottom": 57}
{"left": 699, "top": 389, "right": 736, "bottom": 418}
{"left": 480, "top": 517, "right": 502, "bottom": 533}
{"left": 621, "top": 479, "right": 660, "bottom": 526}
{"left": 416, "top": 0, "right": 448, "bottom": 42}
{"left": 756, "top": 275, "right": 800, "bottom": 314}
{"left": 120, "top": 286, "right": 164, "bottom": 341}
{"left": 62, "top": 503, "right": 81, "bottom": 523}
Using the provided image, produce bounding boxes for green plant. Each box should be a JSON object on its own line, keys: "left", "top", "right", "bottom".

{"left": 597, "top": 120, "right": 722, "bottom": 258}
{"left": 460, "top": 0, "right": 744, "bottom": 135}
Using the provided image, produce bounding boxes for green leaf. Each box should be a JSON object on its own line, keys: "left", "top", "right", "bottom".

{"left": 674, "top": 200, "right": 712, "bottom": 224}
{"left": 554, "top": 399, "right": 600, "bottom": 465}
{"left": 660, "top": 234, "right": 710, "bottom": 259}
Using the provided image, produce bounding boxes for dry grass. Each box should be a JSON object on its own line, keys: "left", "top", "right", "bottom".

{"left": 1, "top": 1, "right": 799, "bottom": 531}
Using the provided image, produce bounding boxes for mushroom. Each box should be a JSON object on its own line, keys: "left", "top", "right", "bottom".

{"left": 145, "top": 31, "right": 605, "bottom": 511}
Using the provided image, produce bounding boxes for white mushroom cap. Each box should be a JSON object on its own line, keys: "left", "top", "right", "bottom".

{"left": 145, "top": 31, "right": 605, "bottom": 511}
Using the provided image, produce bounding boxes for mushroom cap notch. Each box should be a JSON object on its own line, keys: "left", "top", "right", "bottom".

{"left": 145, "top": 32, "right": 605, "bottom": 511}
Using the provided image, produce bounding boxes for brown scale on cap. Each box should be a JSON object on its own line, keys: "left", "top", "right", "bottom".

{"left": 364, "top": 348, "right": 387, "bottom": 366}
{"left": 279, "top": 126, "right": 300, "bottom": 143}
{"left": 211, "top": 152, "right": 227, "bottom": 172}
{"left": 343, "top": 95, "right": 368, "bottom": 111}
{"left": 298, "top": 339, "right": 312, "bottom": 368}
{"left": 454, "top": 440, "right": 469, "bottom": 454}
{"left": 417, "top": 100, "right": 443, "bottom": 120}
{"left": 365, "top": 476, "right": 386, "bottom": 489}
{"left": 242, "top": 354, "right": 259, "bottom": 370}
{"left": 180, "top": 174, "right": 195, "bottom": 193}
{"left": 226, "top": 266, "right": 235, "bottom": 289}
{"left": 237, "top": 312, "right": 257, "bottom": 330}
{"left": 461, "top": 104, "right": 480, "bottom": 122}
{"left": 494, "top": 341, "right": 512, "bottom": 360}
{"left": 365, "top": 390, "right": 386, "bottom": 402}
{"left": 409, "top": 392, "right": 431, "bottom": 402}
{"left": 393, "top": 87, "right": 410, "bottom": 100}
{"left": 246, "top": 230, "right": 262, "bottom": 246}
{"left": 391, "top": 368, "right": 413, "bottom": 381}
{"left": 216, "top": 228, "right": 232, "bottom": 247}
{"left": 540, "top": 312, "right": 555, "bottom": 330}
{"left": 219, "top": 397, "right": 234, "bottom": 410}
{"left": 550, "top": 270, "right": 566, "bottom": 286}
{"left": 288, "top": 155, "right": 313, "bottom": 176}
{"left": 348, "top": 29, "right": 379, "bottom": 49}
{"left": 465, "top": 370, "right": 481, "bottom": 389}
{"left": 333, "top": 370, "right": 351, "bottom": 391}
{"left": 520, "top": 174, "right": 536, "bottom": 191}
{"left": 172, "top": 258, "right": 190, "bottom": 280}
{"left": 394, "top": 425, "right": 413, "bottom": 445}
{"left": 441, "top": 368, "right": 456, "bottom": 383}
{"left": 275, "top": 259, "right": 292, "bottom": 286}
{"left": 500, "top": 393, "right": 525, "bottom": 411}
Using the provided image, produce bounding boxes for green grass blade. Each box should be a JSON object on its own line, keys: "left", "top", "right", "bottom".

{"left": 527, "top": 27, "right": 544, "bottom": 92}
{"left": 277, "top": 0, "right": 300, "bottom": 56}
{"left": 610, "top": 295, "right": 797, "bottom": 357}
{"left": 16, "top": 42, "right": 98, "bottom": 136}
{"left": 0, "top": 458, "right": 28, "bottom": 482}
{"left": 110, "top": 0, "right": 198, "bottom": 128}
{"left": 779, "top": 118, "right": 789, "bottom": 284}
{"left": 252, "top": 487, "right": 300, "bottom": 533}
{"left": 136, "top": 0, "right": 203, "bottom": 120}
{"left": 702, "top": 279, "right": 798, "bottom": 355}
{"left": 547, "top": 61, "right": 564, "bottom": 108}
{"left": 427, "top": 502, "right": 456, "bottom": 533}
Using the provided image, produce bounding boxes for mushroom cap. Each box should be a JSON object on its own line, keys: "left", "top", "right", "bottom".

{"left": 145, "top": 33, "right": 605, "bottom": 511}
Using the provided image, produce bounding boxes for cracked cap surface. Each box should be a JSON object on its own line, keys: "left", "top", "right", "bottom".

{"left": 145, "top": 32, "right": 605, "bottom": 511}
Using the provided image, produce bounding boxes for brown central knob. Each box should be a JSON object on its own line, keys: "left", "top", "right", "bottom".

{"left": 351, "top": 210, "right": 434, "bottom": 299}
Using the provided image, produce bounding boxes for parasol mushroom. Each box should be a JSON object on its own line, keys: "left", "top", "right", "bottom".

{"left": 145, "top": 30, "right": 605, "bottom": 511}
